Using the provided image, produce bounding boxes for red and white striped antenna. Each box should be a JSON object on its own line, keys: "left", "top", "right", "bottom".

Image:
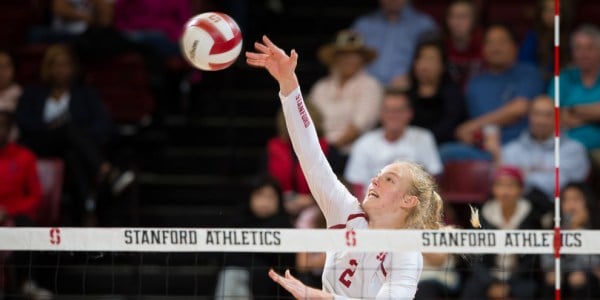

{"left": 553, "top": 0, "right": 561, "bottom": 299}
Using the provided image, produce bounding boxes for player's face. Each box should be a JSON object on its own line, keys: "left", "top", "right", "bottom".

{"left": 363, "top": 163, "right": 413, "bottom": 215}
{"left": 483, "top": 27, "right": 517, "bottom": 69}
{"left": 0, "top": 53, "right": 14, "bottom": 89}
{"left": 529, "top": 96, "right": 554, "bottom": 140}
{"left": 492, "top": 175, "right": 522, "bottom": 205}
{"left": 572, "top": 33, "right": 600, "bottom": 72}
{"left": 414, "top": 46, "right": 444, "bottom": 84}
{"left": 447, "top": 2, "right": 474, "bottom": 39}
{"left": 561, "top": 187, "right": 589, "bottom": 229}
{"left": 249, "top": 185, "right": 280, "bottom": 219}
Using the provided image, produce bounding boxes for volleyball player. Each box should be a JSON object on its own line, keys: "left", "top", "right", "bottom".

{"left": 246, "top": 35, "right": 445, "bottom": 299}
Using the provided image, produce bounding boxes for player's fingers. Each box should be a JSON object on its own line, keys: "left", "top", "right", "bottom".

{"left": 245, "top": 52, "right": 268, "bottom": 60}
{"left": 263, "top": 35, "right": 287, "bottom": 57}
{"left": 254, "top": 42, "right": 271, "bottom": 54}
{"left": 246, "top": 59, "right": 264, "bottom": 68}
{"left": 262, "top": 35, "right": 278, "bottom": 50}
{"left": 268, "top": 269, "right": 280, "bottom": 282}
{"left": 284, "top": 269, "right": 300, "bottom": 282}
{"left": 269, "top": 269, "right": 301, "bottom": 295}
{"left": 290, "top": 49, "right": 299, "bottom": 62}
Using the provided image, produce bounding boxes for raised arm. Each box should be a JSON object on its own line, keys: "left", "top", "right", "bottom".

{"left": 245, "top": 35, "right": 300, "bottom": 97}
{"left": 246, "top": 36, "right": 360, "bottom": 226}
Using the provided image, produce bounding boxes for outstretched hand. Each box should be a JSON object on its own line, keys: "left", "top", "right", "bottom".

{"left": 246, "top": 35, "right": 299, "bottom": 96}
{"left": 268, "top": 269, "right": 333, "bottom": 300}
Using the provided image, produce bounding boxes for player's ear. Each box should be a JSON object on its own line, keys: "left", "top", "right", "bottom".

{"left": 400, "top": 195, "right": 418, "bottom": 208}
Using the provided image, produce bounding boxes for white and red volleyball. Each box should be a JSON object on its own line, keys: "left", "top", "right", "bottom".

{"left": 180, "top": 12, "right": 243, "bottom": 71}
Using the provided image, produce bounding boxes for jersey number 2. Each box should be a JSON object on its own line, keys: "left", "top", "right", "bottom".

{"left": 338, "top": 259, "right": 358, "bottom": 288}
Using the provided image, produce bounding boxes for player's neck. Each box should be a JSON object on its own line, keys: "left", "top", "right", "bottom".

{"left": 368, "top": 214, "right": 407, "bottom": 229}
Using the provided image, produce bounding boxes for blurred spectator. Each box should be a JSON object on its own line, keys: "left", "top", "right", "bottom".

{"left": 415, "top": 229, "right": 461, "bottom": 300}
{"left": 440, "top": 23, "right": 544, "bottom": 162}
{"left": 0, "top": 49, "right": 21, "bottom": 141}
{"left": 444, "top": 0, "right": 484, "bottom": 90}
{"left": 294, "top": 205, "right": 326, "bottom": 289}
{"left": 0, "top": 111, "right": 41, "bottom": 225}
{"left": 0, "top": 49, "right": 21, "bottom": 112}
{"left": 408, "top": 39, "right": 467, "bottom": 145}
{"left": 541, "top": 182, "right": 600, "bottom": 299}
{"left": 113, "top": 0, "right": 192, "bottom": 58}
{"left": 28, "top": 0, "right": 114, "bottom": 43}
{"left": 520, "top": 0, "right": 578, "bottom": 83}
{"left": 214, "top": 175, "right": 294, "bottom": 299}
{"left": 263, "top": 105, "right": 328, "bottom": 217}
{"left": 489, "top": 95, "right": 589, "bottom": 217}
{"left": 518, "top": 0, "right": 554, "bottom": 84}
{"left": 0, "top": 110, "right": 52, "bottom": 299}
{"left": 461, "top": 166, "right": 541, "bottom": 300}
{"left": 15, "top": 44, "right": 134, "bottom": 226}
{"left": 351, "top": 0, "right": 437, "bottom": 86}
{"left": 344, "top": 88, "right": 442, "bottom": 200}
{"left": 309, "top": 30, "right": 383, "bottom": 175}
{"left": 550, "top": 24, "right": 600, "bottom": 151}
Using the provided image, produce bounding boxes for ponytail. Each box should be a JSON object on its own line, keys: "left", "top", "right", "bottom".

{"left": 397, "top": 162, "right": 444, "bottom": 230}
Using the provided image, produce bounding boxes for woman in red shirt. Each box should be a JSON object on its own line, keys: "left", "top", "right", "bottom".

{"left": 265, "top": 103, "right": 330, "bottom": 217}
{"left": 0, "top": 110, "right": 41, "bottom": 225}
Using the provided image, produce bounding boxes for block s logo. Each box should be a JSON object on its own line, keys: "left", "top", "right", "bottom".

{"left": 49, "top": 228, "right": 61, "bottom": 245}
{"left": 345, "top": 229, "right": 356, "bottom": 247}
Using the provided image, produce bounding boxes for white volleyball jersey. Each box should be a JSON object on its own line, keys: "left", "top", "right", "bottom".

{"left": 280, "top": 88, "right": 422, "bottom": 299}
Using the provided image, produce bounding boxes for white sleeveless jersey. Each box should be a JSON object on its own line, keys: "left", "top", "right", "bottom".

{"left": 280, "top": 88, "right": 422, "bottom": 299}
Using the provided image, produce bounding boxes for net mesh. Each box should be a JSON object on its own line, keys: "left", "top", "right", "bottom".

{"left": 1, "top": 228, "right": 599, "bottom": 299}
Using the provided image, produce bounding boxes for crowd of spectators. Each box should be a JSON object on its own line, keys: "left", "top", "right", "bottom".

{"left": 257, "top": 0, "right": 600, "bottom": 299}
{"left": 1, "top": 0, "right": 599, "bottom": 299}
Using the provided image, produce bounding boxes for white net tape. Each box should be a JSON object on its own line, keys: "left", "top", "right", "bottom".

{"left": 0, "top": 228, "right": 597, "bottom": 254}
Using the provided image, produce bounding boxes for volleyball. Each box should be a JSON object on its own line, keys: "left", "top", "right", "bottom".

{"left": 180, "top": 12, "right": 243, "bottom": 71}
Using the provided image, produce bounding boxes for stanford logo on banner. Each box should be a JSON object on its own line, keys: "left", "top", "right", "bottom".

{"left": 49, "top": 228, "right": 61, "bottom": 245}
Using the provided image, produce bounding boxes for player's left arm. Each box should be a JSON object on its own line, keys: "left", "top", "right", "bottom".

{"left": 375, "top": 252, "right": 421, "bottom": 300}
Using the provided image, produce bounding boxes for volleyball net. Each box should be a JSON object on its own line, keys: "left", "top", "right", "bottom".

{"left": 1, "top": 228, "right": 599, "bottom": 299}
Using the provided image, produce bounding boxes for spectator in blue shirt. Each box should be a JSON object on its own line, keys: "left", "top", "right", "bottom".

{"left": 489, "top": 95, "right": 590, "bottom": 216}
{"left": 440, "top": 23, "right": 544, "bottom": 162}
{"left": 351, "top": 0, "right": 437, "bottom": 87}
{"left": 549, "top": 24, "right": 600, "bottom": 151}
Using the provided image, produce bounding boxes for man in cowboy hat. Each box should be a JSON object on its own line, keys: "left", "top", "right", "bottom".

{"left": 308, "top": 30, "right": 383, "bottom": 175}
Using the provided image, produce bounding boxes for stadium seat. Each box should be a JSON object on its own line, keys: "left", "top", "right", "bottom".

{"left": 574, "top": 0, "right": 600, "bottom": 28}
{"left": 35, "top": 158, "right": 65, "bottom": 226}
{"left": 485, "top": 0, "right": 536, "bottom": 41}
{"left": 14, "top": 43, "right": 50, "bottom": 86}
{"left": 439, "top": 160, "right": 493, "bottom": 204}
{"left": 413, "top": 0, "right": 449, "bottom": 25}
{"left": 0, "top": 1, "right": 47, "bottom": 49}
{"left": 82, "top": 52, "right": 156, "bottom": 124}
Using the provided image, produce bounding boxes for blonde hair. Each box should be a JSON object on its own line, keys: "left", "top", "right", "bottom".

{"left": 396, "top": 161, "right": 444, "bottom": 230}
{"left": 40, "top": 44, "right": 77, "bottom": 84}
